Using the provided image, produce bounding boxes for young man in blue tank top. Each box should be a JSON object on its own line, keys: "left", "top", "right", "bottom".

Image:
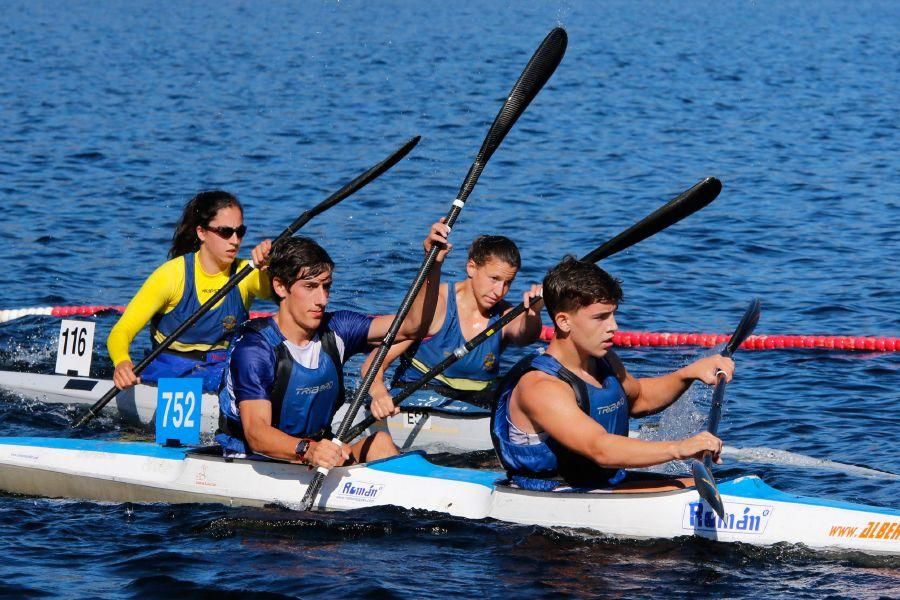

{"left": 491, "top": 257, "right": 733, "bottom": 491}
{"left": 362, "top": 235, "right": 543, "bottom": 420}
{"left": 216, "top": 221, "right": 450, "bottom": 469}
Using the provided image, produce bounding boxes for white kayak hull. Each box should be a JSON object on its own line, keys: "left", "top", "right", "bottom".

{"left": 0, "top": 370, "right": 488, "bottom": 450}
{"left": 0, "top": 370, "right": 221, "bottom": 434}
{"left": 0, "top": 437, "right": 897, "bottom": 555}
{"left": 381, "top": 408, "right": 491, "bottom": 451}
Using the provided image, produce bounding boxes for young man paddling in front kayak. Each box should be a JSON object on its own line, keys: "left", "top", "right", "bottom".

{"left": 491, "top": 257, "right": 732, "bottom": 491}
{"left": 363, "top": 235, "right": 543, "bottom": 419}
{"left": 216, "top": 221, "right": 450, "bottom": 468}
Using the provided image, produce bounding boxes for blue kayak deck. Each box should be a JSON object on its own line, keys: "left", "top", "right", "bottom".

{"left": 0, "top": 437, "right": 190, "bottom": 460}
{"left": 0, "top": 437, "right": 503, "bottom": 489}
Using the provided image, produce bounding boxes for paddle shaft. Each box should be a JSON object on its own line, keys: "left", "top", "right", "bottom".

{"left": 342, "top": 176, "right": 723, "bottom": 443}
{"left": 703, "top": 373, "right": 728, "bottom": 470}
{"left": 700, "top": 299, "right": 759, "bottom": 467}
{"left": 73, "top": 136, "right": 421, "bottom": 428}
{"left": 703, "top": 299, "right": 760, "bottom": 439}
{"left": 299, "top": 28, "right": 568, "bottom": 510}
{"left": 301, "top": 163, "right": 475, "bottom": 510}
{"left": 692, "top": 299, "right": 761, "bottom": 512}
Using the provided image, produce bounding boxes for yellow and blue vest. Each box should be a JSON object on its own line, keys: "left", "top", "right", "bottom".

{"left": 393, "top": 282, "right": 505, "bottom": 395}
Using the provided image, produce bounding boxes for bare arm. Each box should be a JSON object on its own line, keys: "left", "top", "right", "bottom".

{"left": 501, "top": 283, "right": 545, "bottom": 347}
{"left": 607, "top": 351, "right": 735, "bottom": 418}
{"left": 367, "top": 220, "right": 451, "bottom": 344}
{"left": 239, "top": 400, "right": 349, "bottom": 467}
{"left": 361, "top": 339, "right": 416, "bottom": 419}
{"left": 517, "top": 371, "right": 722, "bottom": 468}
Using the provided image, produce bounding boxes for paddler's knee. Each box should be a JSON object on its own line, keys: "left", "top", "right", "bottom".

{"left": 352, "top": 430, "right": 399, "bottom": 463}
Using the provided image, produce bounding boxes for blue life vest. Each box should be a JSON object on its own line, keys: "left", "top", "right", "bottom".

{"left": 393, "top": 281, "right": 504, "bottom": 396}
{"left": 490, "top": 352, "right": 629, "bottom": 490}
{"left": 150, "top": 253, "right": 248, "bottom": 354}
{"left": 140, "top": 350, "right": 228, "bottom": 393}
{"left": 216, "top": 317, "right": 345, "bottom": 455}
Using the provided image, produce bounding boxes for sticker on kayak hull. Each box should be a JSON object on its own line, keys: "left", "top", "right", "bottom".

{"left": 683, "top": 500, "right": 773, "bottom": 535}
{"left": 335, "top": 480, "right": 385, "bottom": 504}
{"left": 402, "top": 410, "right": 432, "bottom": 430}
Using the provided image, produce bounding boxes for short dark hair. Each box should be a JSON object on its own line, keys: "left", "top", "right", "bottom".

{"left": 543, "top": 256, "right": 623, "bottom": 319}
{"left": 267, "top": 237, "right": 335, "bottom": 302}
{"left": 468, "top": 235, "right": 521, "bottom": 269}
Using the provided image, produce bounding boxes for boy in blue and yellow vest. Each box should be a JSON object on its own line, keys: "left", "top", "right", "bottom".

{"left": 216, "top": 221, "right": 449, "bottom": 467}
{"left": 491, "top": 257, "right": 733, "bottom": 491}
{"left": 362, "top": 235, "right": 543, "bottom": 420}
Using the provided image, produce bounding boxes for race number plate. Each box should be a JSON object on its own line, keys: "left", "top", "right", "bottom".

{"left": 155, "top": 378, "right": 202, "bottom": 446}
{"left": 403, "top": 410, "right": 432, "bottom": 430}
{"left": 54, "top": 319, "right": 95, "bottom": 376}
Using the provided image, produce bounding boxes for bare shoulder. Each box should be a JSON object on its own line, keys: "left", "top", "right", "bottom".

{"left": 513, "top": 369, "right": 585, "bottom": 434}
{"left": 517, "top": 370, "right": 576, "bottom": 408}
{"left": 437, "top": 281, "right": 450, "bottom": 307}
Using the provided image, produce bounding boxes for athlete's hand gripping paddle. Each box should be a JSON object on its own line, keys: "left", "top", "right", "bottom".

{"left": 690, "top": 298, "right": 761, "bottom": 520}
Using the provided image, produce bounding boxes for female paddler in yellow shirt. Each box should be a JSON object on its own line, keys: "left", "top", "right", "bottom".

{"left": 107, "top": 190, "right": 271, "bottom": 392}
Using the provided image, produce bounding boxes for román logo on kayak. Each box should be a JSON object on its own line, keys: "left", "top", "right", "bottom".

{"left": 682, "top": 501, "right": 773, "bottom": 534}
{"left": 336, "top": 481, "right": 385, "bottom": 503}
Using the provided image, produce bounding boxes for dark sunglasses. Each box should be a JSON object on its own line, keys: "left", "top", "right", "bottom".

{"left": 204, "top": 224, "right": 247, "bottom": 240}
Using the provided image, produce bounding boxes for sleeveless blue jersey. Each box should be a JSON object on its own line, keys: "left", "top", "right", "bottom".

{"left": 491, "top": 352, "right": 629, "bottom": 489}
{"left": 394, "top": 282, "right": 505, "bottom": 392}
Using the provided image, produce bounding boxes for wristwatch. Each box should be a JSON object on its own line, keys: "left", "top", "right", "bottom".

{"left": 294, "top": 439, "right": 311, "bottom": 462}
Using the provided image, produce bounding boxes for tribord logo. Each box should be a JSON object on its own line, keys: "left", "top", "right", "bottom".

{"left": 336, "top": 480, "right": 385, "bottom": 504}
{"left": 683, "top": 501, "right": 772, "bottom": 534}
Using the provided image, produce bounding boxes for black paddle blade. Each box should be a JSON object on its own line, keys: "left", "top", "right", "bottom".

{"left": 582, "top": 176, "right": 722, "bottom": 264}
{"left": 454, "top": 27, "right": 567, "bottom": 205}
{"left": 477, "top": 28, "right": 566, "bottom": 165}
{"left": 283, "top": 135, "right": 421, "bottom": 238}
{"left": 724, "top": 298, "right": 761, "bottom": 358}
{"left": 691, "top": 459, "right": 726, "bottom": 520}
{"left": 451, "top": 26, "right": 566, "bottom": 220}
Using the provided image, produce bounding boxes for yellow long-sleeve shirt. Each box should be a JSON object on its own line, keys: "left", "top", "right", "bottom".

{"left": 107, "top": 254, "right": 271, "bottom": 366}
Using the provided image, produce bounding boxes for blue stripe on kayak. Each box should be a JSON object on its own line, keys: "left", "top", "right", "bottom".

{"left": 366, "top": 451, "right": 502, "bottom": 489}
{"left": 720, "top": 476, "right": 900, "bottom": 517}
{"left": 0, "top": 437, "right": 189, "bottom": 461}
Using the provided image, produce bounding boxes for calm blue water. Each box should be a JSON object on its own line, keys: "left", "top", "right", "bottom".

{"left": 1, "top": 1, "right": 899, "bottom": 597}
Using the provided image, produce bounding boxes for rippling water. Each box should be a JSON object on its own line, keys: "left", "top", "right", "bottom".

{"left": 1, "top": 1, "right": 899, "bottom": 597}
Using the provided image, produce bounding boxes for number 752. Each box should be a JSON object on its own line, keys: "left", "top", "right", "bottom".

{"left": 160, "top": 391, "right": 197, "bottom": 428}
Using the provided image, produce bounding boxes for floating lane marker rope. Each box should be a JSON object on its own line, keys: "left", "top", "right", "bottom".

{"left": 2, "top": 305, "right": 896, "bottom": 352}
{"left": 608, "top": 330, "right": 900, "bottom": 352}
{"left": 0, "top": 305, "right": 125, "bottom": 322}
